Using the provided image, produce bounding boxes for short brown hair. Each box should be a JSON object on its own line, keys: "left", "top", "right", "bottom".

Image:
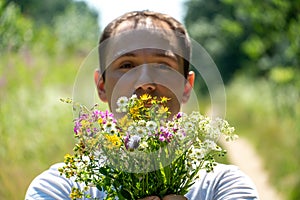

{"left": 98, "top": 10, "right": 191, "bottom": 78}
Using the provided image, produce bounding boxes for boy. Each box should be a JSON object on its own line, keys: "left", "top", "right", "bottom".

{"left": 25, "top": 10, "right": 259, "bottom": 200}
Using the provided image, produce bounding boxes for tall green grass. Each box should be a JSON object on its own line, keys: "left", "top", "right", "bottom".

{"left": 225, "top": 75, "right": 300, "bottom": 200}
{"left": 0, "top": 50, "right": 84, "bottom": 199}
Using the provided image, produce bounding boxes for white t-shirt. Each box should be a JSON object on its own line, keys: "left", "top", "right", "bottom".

{"left": 25, "top": 163, "right": 259, "bottom": 199}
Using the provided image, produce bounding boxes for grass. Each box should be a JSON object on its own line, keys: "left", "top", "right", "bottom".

{"left": 0, "top": 50, "right": 83, "bottom": 199}
{"left": 225, "top": 75, "right": 300, "bottom": 200}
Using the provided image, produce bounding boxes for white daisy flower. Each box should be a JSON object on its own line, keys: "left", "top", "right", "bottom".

{"left": 116, "top": 96, "right": 128, "bottom": 111}
{"left": 146, "top": 121, "right": 157, "bottom": 131}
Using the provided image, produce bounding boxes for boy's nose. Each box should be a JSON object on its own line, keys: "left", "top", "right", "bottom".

{"left": 137, "top": 82, "right": 156, "bottom": 92}
{"left": 134, "top": 65, "right": 156, "bottom": 93}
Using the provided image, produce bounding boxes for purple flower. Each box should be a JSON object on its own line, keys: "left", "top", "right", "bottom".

{"left": 124, "top": 133, "right": 130, "bottom": 149}
{"left": 124, "top": 134, "right": 141, "bottom": 150}
{"left": 159, "top": 134, "right": 166, "bottom": 142}
{"left": 74, "top": 120, "right": 81, "bottom": 134}
{"left": 176, "top": 112, "right": 183, "bottom": 119}
{"left": 159, "top": 127, "right": 173, "bottom": 143}
{"left": 92, "top": 110, "right": 101, "bottom": 120}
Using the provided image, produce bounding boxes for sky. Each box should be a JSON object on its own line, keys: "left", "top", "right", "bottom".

{"left": 81, "top": 0, "right": 187, "bottom": 29}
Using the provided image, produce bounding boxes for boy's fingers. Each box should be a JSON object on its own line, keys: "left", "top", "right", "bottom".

{"left": 138, "top": 196, "right": 161, "bottom": 200}
{"left": 162, "top": 194, "right": 187, "bottom": 200}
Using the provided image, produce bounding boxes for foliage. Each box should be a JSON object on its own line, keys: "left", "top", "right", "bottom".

{"left": 5, "top": 0, "right": 76, "bottom": 26}
{"left": 59, "top": 94, "right": 236, "bottom": 199}
{"left": 1, "top": 0, "right": 100, "bottom": 53}
{"left": 0, "top": 1, "right": 33, "bottom": 51}
{"left": 184, "top": 0, "right": 300, "bottom": 82}
{"left": 53, "top": 2, "right": 99, "bottom": 52}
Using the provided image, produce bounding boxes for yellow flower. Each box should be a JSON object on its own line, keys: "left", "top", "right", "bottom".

{"left": 81, "top": 120, "right": 90, "bottom": 128}
{"left": 98, "top": 118, "right": 103, "bottom": 124}
{"left": 158, "top": 106, "right": 169, "bottom": 114}
{"left": 150, "top": 98, "right": 157, "bottom": 105}
{"left": 160, "top": 96, "right": 170, "bottom": 103}
{"left": 118, "top": 115, "right": 132, "bottom": 132}
{"left": 140, "top": 93, "right": 151, "bottom": 101}
{"left": 129, "top": 107, "right": 141, "bottom": 120}
{"left": 64, "top": 153, "right": 74, "bottom": 163}
{"left": 105, "top": 134, "right": 122, "bottom": 148}
{"left": 70, "top": 187, "right": 83, "bottom": 199}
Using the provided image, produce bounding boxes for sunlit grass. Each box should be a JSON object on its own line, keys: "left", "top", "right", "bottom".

{"left": 0, "top": 50, "right": 86, "bottom": 199}
{"left": 225, "top": 75, "right": 300, "bottom": 200}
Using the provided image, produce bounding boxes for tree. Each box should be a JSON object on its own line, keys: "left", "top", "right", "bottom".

{"left": 1, "top": 0, "right": 100, "bottom": 53}
{"left": 53, "top": 1, "right": 100, "bottom": 53}
{"left": 0, "top": 1, "right": 33, "bottom": 51}
{"left": 184, "top": 0, "right": 300, "bottom": 82}
{"left": 4, "top": 0, "right": 70, "bottom": 26}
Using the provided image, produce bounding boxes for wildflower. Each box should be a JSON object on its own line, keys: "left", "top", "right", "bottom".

{"left": 103, "top": 121, "right": 117, "bottom": 134}
{"left": 184, "top": 121, "right": 195, "bottom": 130}
{"left": 202, "top": 140, "right": 220, "bottom": 151}
{"left": 160, "top": 96, "right": 170, "bottom": 103}
{"left": 97, "top": 118, "right": 103, "bottom": 124}
{"left": 176, "top": 129, "right": 186, "bottom": 141}
{"left": 117, "top": 96, "right": 128, "bottom": 107}
{"left": 74, "top": 121, "right": 81, "bottom": 134}
{"left": 81, "top": 120, "right": 90, "bottom": 129}
{"left": 92, "top": 109, "right": 102, "bottom": 120}
{"left": 126, "top": 135, "right": 141, "bottom": 150}
{"left": 140, "top": 94, "right": 151, "bottom": 101}
{"left": 176, "top": 112, "right": 183, "bottom": 119}
{"left": 189, "top": 111, "right": 203, "bottom": 122}
{"left": 116, "top": 96, "right": 129, "bottom": 113}
{"left": 136, "top": 126, "right": 147, "bottom": 136}
{"left": 105, "top": 134, "right": 122, "bottom": 148}
{"left": 139, "top": 141, "right": 149, "bottom": 150}
{"left": 129, "top": 107, "right": 141, "bottom": 120}
{"left": 190, "top": 148, "right": 205, "bottom": 160}
{"left": 70, "top": 187, "right": 84, "bottom": 199}
{"left": 61, "top": 94, "right": 237, "bottom": 199}
{"left": 137, "top": 120, "right": 146, "bottom": 127}
{"left": 157, "top": 106, "right": 169, "bottom": 115}
{"left": 159, "top": 127, "right": 173, "bottom": 142}
{"left": 146, "top": 121, "right": 157, "bottom": 132}
{"left": 64, "top": 153, "right": 74, "bottom": 163}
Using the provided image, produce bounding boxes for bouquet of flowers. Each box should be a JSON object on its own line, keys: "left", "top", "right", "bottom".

{"left": 59, "top": 94, "right": 237, "bottom": 199}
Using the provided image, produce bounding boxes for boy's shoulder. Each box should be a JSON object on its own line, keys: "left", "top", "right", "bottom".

{"left": 25, "top": 162, "right": 105, "bottom": 199}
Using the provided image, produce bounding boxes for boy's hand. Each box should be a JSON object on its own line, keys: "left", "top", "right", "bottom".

{"left": 162, "top": 194, "right": 187, "bottom": 200}
{"left": 139, "top": 195, "right": 187, "bottom": 200}
{"left": 138, "top": 196, "right": 160, "bottom": 200}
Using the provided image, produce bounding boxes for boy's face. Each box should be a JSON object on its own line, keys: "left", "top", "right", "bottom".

{"left": 95, "top": 23, "right": 194, "bottom": 117}
{"left": 95, "top": 49, "right": 194, "bottom": 117}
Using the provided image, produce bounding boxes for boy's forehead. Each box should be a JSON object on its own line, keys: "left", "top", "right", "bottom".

{"left": 100, "top": 28, "right": 184, "bottom": 70}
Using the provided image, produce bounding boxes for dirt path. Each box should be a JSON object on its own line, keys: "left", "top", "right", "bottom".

{"left": 220, "top": 137, "right": 283, "bottom": 200}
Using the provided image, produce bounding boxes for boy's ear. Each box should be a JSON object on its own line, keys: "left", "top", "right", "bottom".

{"left": 94, "top": 69, "right": 107, "bottom": 102}
{"left": 182, "top": 71, "right": 195, "bottom": 103}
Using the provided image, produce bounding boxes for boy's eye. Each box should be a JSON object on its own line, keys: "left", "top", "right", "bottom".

{"left": 120, "top": 62, "right": 134, "bottom": 69}
{"left": 156, "top": 64, "right": 171, "bottom": 71}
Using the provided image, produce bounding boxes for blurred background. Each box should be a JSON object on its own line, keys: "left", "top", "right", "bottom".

{"left": 0, "top": 0, "right": 299, "bottom": 199}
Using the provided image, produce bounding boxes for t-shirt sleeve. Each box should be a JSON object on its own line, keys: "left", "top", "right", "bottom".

{"left": 186, "top": 164, "right": 260, "bottom": 200}
{"left": 25, "top": 163, "right": 104, "bottom": 200}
